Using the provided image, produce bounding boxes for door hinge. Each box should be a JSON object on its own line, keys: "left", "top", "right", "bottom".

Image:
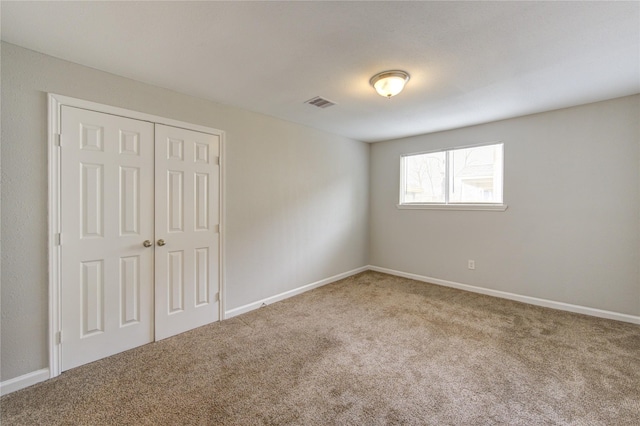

{"left": 214, "top": 156, "right": 220, "bottom": 166}
{"left": 54, "top": 133, "right": 61, "bottom": 147}
{"left": 215, "top": 292, "right": 220, "bottom": 302}
{"left": 56, "top": 331, "right": 62, "bottom": 344}
{"left": 55, "top": 233, "right": 61, "bottom": 246}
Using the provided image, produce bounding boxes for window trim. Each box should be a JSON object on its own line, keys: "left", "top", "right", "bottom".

{"left": 398, "top": 142, "right": 507, "bottom": 211}
{"left": 397, "top": 203, "right": 508, "bottom": 211}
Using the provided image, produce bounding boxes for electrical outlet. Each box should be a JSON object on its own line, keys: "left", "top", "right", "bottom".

{"left": 468, "top": 260, "right": 475, "bottom": 270}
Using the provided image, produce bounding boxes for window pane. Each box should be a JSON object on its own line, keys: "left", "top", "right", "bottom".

{"left": 448, "top": 144, "right": 503, "bottom": 203}
{"left": 402, "top": 152, "right": 446, "bottom": 203}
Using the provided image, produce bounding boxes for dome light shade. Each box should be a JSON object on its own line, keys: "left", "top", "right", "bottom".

{"left": 370, "top": 70, "right": 410, "bottom": 98}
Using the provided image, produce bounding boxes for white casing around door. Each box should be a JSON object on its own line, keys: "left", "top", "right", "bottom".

{"left": 154, "top": 124, "right": 220, "bottom": 340}
{"left": 60, "top": 106, "right": 155, "bottom": 371}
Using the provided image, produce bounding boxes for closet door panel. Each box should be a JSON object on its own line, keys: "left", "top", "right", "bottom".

{"left": 60, "top": 106, "right": 154, "bottom": 371}
{"left": 155, "top": 124, "right": 220, "bottom": 340}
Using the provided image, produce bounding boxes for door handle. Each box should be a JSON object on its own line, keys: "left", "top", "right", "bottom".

{"left": 143, "top": 240, "right": 152, "bottom": 248}
{"left": 157, "top": 239, "right": 166, "bottom": 247}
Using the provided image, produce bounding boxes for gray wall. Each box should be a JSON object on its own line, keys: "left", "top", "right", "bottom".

{"left": 370, "top": 95, "right": 640, "bottom": 316}
{"left": 1, "top": 43, "right": 370, "bottom": 381}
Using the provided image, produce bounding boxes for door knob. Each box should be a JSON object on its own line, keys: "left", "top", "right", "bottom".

{"left": 157, "top": 239, "right": 166, "bottom": 246}
{"left": 143, "top": 240, "right": 152, "bottom": 248}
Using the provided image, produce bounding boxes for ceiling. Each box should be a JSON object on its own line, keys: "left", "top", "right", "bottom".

{"left": 2, "top": 1, "right": 639, "bottom": 143}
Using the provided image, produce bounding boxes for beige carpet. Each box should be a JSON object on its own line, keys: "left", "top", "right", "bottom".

{"left": 2, "top": 271, "right": 639, "bottom": 425}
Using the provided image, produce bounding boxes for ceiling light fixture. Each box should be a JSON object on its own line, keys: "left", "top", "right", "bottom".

{"left": 370, "top": 70, "right": 410, "bottom": 98}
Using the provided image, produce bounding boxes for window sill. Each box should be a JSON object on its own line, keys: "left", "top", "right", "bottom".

{"left": 397, "top": 203, "right": 508, "bottom": 211}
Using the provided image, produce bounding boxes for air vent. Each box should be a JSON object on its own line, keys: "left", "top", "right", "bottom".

{"left": 305, "top": 96, "right": 336, "bottom": 109}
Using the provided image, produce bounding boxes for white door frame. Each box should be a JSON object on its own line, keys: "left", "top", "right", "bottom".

{"left": 48, "top": 93, "right": 226, "bottom": 378}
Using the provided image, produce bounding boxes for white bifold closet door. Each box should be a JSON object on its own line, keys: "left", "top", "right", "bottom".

{"left": 60, "top": 107, "right": 219, "bottom": 371}
{"left": 154, "top": 124, "right": 220, "bottom": 341}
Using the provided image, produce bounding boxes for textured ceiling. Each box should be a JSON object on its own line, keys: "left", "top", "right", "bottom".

{"left": 2, "top": 1, "right": 639, "bottom": 142}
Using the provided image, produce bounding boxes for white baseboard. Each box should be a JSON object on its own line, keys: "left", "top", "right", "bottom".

{"left": 0, "top": 368, "right": 50, "bottom": 396}
{"left": 225, "top": 266, "right": 369, "bottom": 319}
{"left": 368, "top": 265, "right": 640, "bottom": 325}
{"left": 5, "top": 265, "right": 635, "bottom": 397}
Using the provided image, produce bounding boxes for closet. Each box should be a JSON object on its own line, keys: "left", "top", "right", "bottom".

{"left": 58, "top": 105, "right": 221, "bottom": 371}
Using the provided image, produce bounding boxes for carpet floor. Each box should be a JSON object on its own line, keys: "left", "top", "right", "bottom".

{"left": 2, "top": 271, "right": 639, "bottom": 425}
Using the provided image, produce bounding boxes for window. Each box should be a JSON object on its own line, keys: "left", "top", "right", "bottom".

{"left": 399, "top": 143, "right": 505, "bottom": 210}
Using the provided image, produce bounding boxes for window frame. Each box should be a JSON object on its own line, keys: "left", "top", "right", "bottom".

{"left": 398, "top": 142, "right": 507, "bottom": 211}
